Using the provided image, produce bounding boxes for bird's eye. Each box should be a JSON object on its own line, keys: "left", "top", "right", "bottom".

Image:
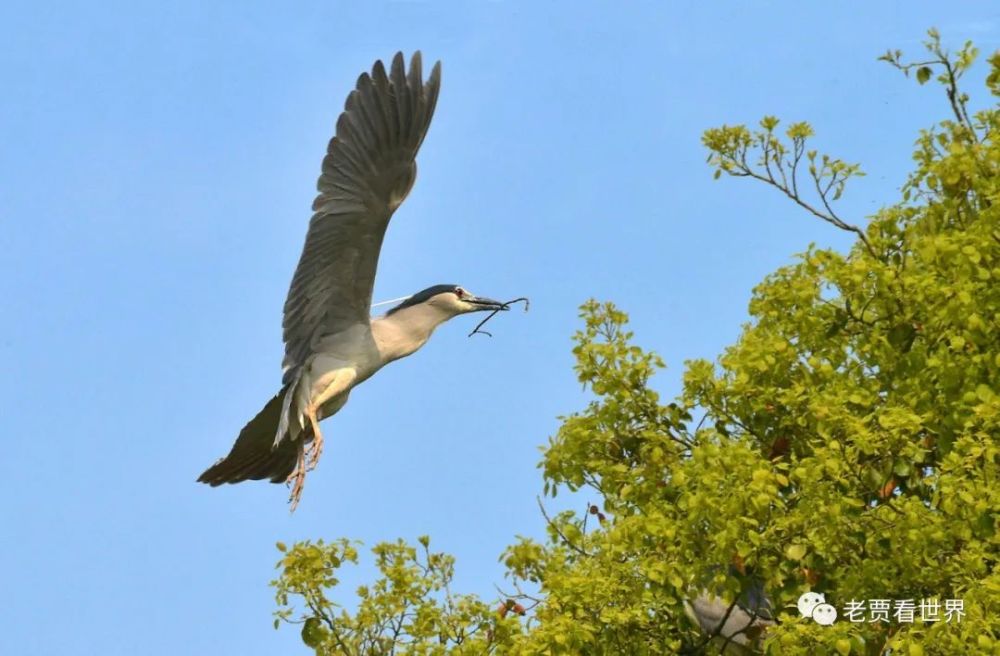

{"left": 455, "top": 288, "right": 466, "bottom": 298}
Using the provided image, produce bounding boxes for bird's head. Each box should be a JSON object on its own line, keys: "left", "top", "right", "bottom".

{"left": 386, "top": 284, "right": 508, "bottom": 318}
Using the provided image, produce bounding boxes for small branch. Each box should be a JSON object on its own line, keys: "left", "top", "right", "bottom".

{"left": 717, "top": 605, "right": 765, "bottom": 655}
{"left": 694, "top": 411, "right": 710, "bottom": 434}
{"left": 469, "top": 297, "right": 530, "bottom": 338}
{"left": 536, "top": 496, "right": 592, "bottom": 557}
{"left": 494, "top": 581, "right": 544, "bottom": 608}
{"left": 679, "top": 596, "right": 743, "bottom": 655}
{"left": 941, "top": 58, "right": 976, "bottom": 136}
{"left": 810, "top": 172, "right": 877, "bottom": 258}
{"left": 307, "top": 597, "right": 354, "bottom": 656}
{"left": 790, "top": 137, "right": 805, "bottom": 198}
{"left": 731, "top": 155, "right": 878, "bottom": 260}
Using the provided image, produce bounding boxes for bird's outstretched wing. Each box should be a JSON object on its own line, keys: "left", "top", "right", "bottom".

{"left": 281, "top": 52, "right": 441, "bottom": 379}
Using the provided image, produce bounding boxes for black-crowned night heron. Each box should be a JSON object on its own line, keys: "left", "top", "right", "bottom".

{"left": 198, "top": 52, "right": 520, "bottom": 508}
{"left": 684, "top": 577, "right": 775, "bottom": 653}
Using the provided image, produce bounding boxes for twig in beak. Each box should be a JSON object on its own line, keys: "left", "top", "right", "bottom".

{"left": 469, "top": 297, "right": 529, "bottom": 338}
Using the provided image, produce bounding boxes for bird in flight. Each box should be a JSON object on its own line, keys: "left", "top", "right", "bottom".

{"left": 198, "top": 52, "right": 523, "bottom": 509}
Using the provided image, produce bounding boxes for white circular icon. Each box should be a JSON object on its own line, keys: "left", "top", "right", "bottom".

{"left": 812, "top": 603, "right": 838, "bottom": 625}
{"left": 797, "top": 591, "right": 825, "bottom": 618}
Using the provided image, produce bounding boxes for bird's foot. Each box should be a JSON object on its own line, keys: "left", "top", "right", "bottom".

{"left": 306, "top": 411, "right": 324, "bottom": 472}
{"left": 286, "top": 443, "right": 307, "bottom": 512}
{"left": 305, "top": 435, "right": 324, "bottom": 472}
{"left": 284, "top": 409, "right": 324, "bottom": 512}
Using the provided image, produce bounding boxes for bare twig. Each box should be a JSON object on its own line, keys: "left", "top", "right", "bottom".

{"left": 468, "top": 297, "right": 530, "bottom": 338}
{"left": 536, "top": 496, "right": 591, "bottom": 557}
{"left": 736, "top": 161, "right": 877, "bottom": 259}
{"left": 679, "top": 595, "right": 743, "bottom": 655}
{"left": 717, "top": 605, "right": 765, "bottom": 655}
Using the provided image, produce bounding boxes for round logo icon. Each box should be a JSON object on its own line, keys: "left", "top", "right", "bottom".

{"left": 797, "top": 591, "right": 825, "bottom": 618}
{"left": 812, "top": 603, "right": 838, "bottom": 626}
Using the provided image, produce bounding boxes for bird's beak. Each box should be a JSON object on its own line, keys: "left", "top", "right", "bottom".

{"left": 466, "top": 295, "right": 508, "bottom": 312}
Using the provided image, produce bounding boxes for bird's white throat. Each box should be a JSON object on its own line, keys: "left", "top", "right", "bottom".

{"left": 370, "top": 302, "right": 454, "bottom": 364}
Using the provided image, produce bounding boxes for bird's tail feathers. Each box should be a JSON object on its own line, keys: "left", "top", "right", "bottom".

{"left": 197, "top": 387, "right": 302, "bottom": 486}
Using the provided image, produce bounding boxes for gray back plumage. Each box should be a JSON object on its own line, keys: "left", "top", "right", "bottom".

{"left": 281, "top": 52, "right": 441, "bottom": 382}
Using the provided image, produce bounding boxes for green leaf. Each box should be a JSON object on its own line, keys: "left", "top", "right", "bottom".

{"left": 917, "top": 66, "right": 932, "bottom": 84}
{"left": 301, "top": 617, "right": 326, "bottom": 648}
{"left": 786, "top": 544, "right": 807, "bottom": 561}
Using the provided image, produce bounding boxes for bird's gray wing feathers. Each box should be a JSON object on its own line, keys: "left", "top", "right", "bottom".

{"left": 281, "top": 52, "right": 441, "bottom": 378}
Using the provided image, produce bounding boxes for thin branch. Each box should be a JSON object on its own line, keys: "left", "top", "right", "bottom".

{"left": 678, "top": 595, "right": 743, "bottom": 655}
{"left": 469, "top": 297, "right": 530, "bottom": 338}
{"left": 790, "top": 137, "right": 805, "bottom": 198}
{"left": 717, "top": 605, "right": 765, "bottom": 655}
{"left": 735, "top": 156, "right": 878, "bottom": 260}
{"left": 536, "top": 496, "right": 592, "bottom": 557}
{"left": 941, "top": 58, "right": 976, "bottom": 136}
{"left": 694, "top": 411, "right": 710, "bottom": 434}
{"left": 307, "top": 597, "right": 355, "bottom": 656}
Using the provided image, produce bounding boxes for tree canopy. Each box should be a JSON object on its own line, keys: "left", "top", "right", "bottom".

{"left": 271, "top": 32, "right": 1000, "bottom": 655}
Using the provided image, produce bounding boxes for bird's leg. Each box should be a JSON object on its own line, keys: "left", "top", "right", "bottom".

{"left": 305, "top": 405, "right": 324, "bottom": 472}
{"left": 283, "top": 367, "right": 356, "bottom": 509}
{"left": 287, "top": 441, "right": 307, "bottom": 512}
{"left": 301, "top": 367, "right": 357, "bottom": 474}
{"left": 284, "top": 407, "right": 323, "bottom": 510}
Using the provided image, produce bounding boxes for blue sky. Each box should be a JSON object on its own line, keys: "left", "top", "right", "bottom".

{"left": 2, "top": 2, "right": 998, "bottom": 654}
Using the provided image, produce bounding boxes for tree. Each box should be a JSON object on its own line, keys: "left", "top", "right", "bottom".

{"left": 271, "top": 32, "right": 1000, "bottom": 654}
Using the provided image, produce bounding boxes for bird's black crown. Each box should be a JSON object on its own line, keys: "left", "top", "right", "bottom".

{"left": 386, "top": 284, "right": 460, "bottom": 315}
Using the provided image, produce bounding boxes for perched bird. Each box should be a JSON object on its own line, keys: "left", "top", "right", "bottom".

{"left": 684, "top": 576, "right": 775, "bottom": 653}
{"left": 198, "top": 52, "right": 518, "bottom": 508}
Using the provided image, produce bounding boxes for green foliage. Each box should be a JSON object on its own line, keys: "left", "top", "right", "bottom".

{"left": 272, "top": 537, "right": 521, "bottom": 654}
{"left": 272, "top": 33, "right": 1000, "bottom": 654}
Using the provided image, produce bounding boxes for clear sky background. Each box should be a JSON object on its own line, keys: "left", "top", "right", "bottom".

{"left": 2, "top": 2, "right": 998, "bottom": 654}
